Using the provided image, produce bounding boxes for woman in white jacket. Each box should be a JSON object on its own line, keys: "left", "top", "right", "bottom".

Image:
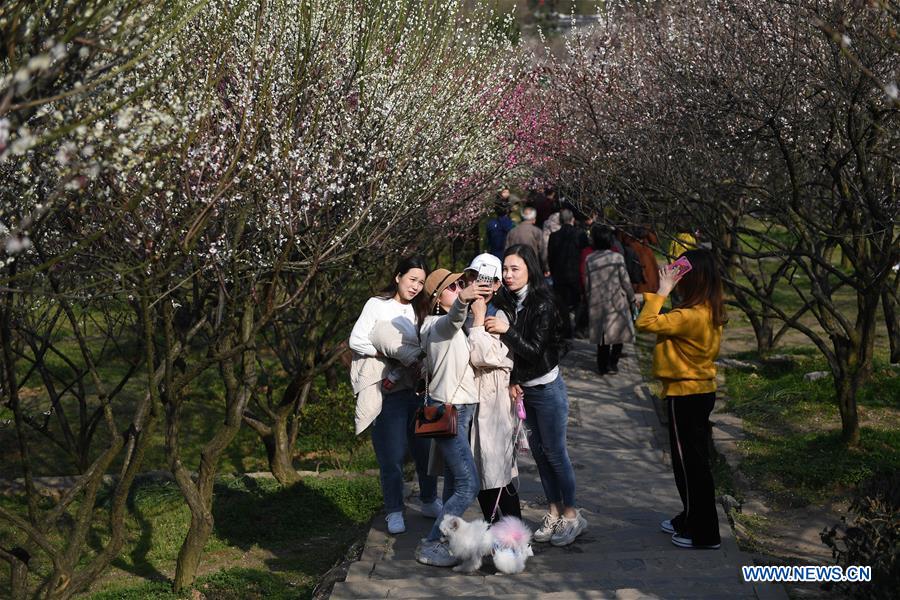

{"left": 349, "top": 256, "right": 439, "bottom": 536}
{"left": 463, "top": 254, "right": 522, "bottom": 523}
{"left": 414, "top": 268, "right": 492, "bottom": 568}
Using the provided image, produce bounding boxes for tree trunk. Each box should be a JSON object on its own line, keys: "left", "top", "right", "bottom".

{"left": 173, "top": 505, "right": 214, "bottom": 592}
{"left": 246, "top": 378, "right": 311, "bottom": 485}
{"left": 830, "top": 290, "right": 879, "bottom": 447}
{"left": 324, "top": 365, "right": 339, "bottom": 389}
{"left": 834, "top": 366, "right": 861, "bottom": 446}
{"left": 172, "top": 298, "right": 257, "bottom": 591}
{"left": 750, "top": 314, "right": 775, "bottom": 355}
{"left": 1, "top": 548, "right": 29, "bottom": 600}
{"left": 247, "top": 413, "right": 299, "bottom": 486}
{"left": 266, "top": 417, "right": 299, "bottom": 485}
{"left": 10, "top": 558, "right": 27, "bottom": 600}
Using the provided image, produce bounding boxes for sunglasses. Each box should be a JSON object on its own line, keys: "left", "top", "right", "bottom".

{"left": 445, "top": 279, "right": 466, "bottom": 293}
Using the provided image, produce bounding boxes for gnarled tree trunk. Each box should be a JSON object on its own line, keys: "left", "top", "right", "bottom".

{"left": 171, "top": 298, "right": 258, "bottom": 591}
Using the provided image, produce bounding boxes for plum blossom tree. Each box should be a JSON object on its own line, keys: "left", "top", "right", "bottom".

{"left": 1, "top": 0, "right": 531, "bottom": 595}
{"left": 92, "top": 0, "right": 529, "bottom": 590}
{"left": 0, "top": 2, "right": 215, "bottom": 599}
{"left": 544, "top": 0, "right": 899, "bottom": 445}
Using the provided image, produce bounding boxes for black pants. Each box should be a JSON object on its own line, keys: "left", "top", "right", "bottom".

{"left": 553, "top": 282, "right": 581, "bottom": 339}
{"left": 667, "top": 393, "right": 720, "bottom": 545}
{"left": 597, "top": 343, "right": 622, "bottom": 372}
{"left": 477, "top": 484, "right": 522, "bottom": 523}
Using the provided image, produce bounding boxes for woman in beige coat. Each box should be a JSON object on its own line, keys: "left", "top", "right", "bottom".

{"left": 584, "top": 226, "right": 636, "bottom": 375}
{"left": 463, "top": 254, "right": 522, "bottom": 523}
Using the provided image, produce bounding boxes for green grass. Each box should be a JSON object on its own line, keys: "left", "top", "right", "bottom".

{"left": 710, "top": 448, "right": 740, "bottom": 502}
{"left": 2, "top": 364, "right": 376, "bottom": 478}
{"left": 737, "top": 429, "right": 900, "bottom": 505}
{"left": 0, "top": 471, "right": 381, "bottom": 599}
{"left": 723, "top": 349, "right": 900, "bottom": 506}
{"left": 78, "top": 474, "right": 382, "bottom": 599}
{"left": 87, "top": 568, "right": 303, "bottom": 600}
{"left": 731, "top": 512, "right": 769, "bottom": 554}
{"left": 0, "top": 302, "right": 382, "bottom": 598}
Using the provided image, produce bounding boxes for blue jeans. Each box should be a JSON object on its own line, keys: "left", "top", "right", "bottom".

{"left": 426, "top": 402, "right": 479, "bottom": 541}
{"left": 523, "top": 374, "right": 577, "bottom": 507}
{"left": 370, "top": 389, "right": 438, "bottom": 514}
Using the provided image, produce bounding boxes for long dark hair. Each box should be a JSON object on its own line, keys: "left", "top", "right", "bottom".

{"left": 676, "top": 249, "right": 727, "bottom": 328}
{"left": 377, "top": 254, "right": 430, "bottom": 325}
{"left": 500, "top": 244, "right": 566, "bottom": 352}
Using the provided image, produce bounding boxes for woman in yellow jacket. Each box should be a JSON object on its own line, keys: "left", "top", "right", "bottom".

{"left": 636, "top": 249, "right": 726, "bottom": 550}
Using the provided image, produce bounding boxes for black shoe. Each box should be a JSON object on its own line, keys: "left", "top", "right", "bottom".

{"left": 609, "top": 364, "right": 619, "bottom": 374}
{"left": 597, "top": 366, "right": 608, "bottom": 376}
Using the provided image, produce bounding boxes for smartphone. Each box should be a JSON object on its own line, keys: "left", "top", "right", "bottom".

{"left": 668, "top": 256, "right": 693, "bottom": 277}
{"left": 476, "top": 264, "right": 497, "bottom": 285}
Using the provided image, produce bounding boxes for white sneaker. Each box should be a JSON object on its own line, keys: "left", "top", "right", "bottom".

{"left": 421, "top": 499, "right": 443, "bottom": 519}
{"left": 532, "top": 513, "right": 562, "bottom": 543}
{"left": 660, "top": 519, "right": 676, "bottom": 534}
{"left": 671, "top": 534, "right": 720, "bottom": 549}
{"left": 386, "top": 511, "right": 405, "bottom": 534}
{"left": 550, "top": 511, "right": 587, "bottom": 546}
{"left": 415, "top": 539, "right": 460, "bottom": 567}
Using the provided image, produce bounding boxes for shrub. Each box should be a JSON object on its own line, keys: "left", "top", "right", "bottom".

{"left": 297, "top": 381, "right": 362, "bottom": 470}
{"left": 821, "top": 471, "right": 900, "bottom": 599}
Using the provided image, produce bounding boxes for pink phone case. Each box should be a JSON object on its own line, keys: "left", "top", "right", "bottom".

{"left": 669, "top": 256, "right": 693, "bottom": 276}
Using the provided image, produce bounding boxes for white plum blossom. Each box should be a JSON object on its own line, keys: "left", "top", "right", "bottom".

{"left": 886, "top": 82, "right": 898, "bottom": 100}
{"left": 4, "top": 235, "right": 32, "bottom": 254}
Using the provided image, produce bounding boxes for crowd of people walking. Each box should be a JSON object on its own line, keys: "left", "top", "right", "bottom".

{"left": 349, "top": 185, "right": 726, "bottom": 569}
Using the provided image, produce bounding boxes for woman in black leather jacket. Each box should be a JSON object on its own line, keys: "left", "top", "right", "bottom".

{"left": 485, "top": 245, "right": 587, "bottom": 547}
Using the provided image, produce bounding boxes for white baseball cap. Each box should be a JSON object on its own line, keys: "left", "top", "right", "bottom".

{"left": 465, "top": 253, "right": 503, "bottom": 279}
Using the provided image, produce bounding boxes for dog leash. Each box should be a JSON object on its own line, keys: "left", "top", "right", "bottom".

{"left": 490, "top": 486, "right": 504, "bottom": 523}
{"left": 490, "top": 409, "right": 527, "bottom": 523}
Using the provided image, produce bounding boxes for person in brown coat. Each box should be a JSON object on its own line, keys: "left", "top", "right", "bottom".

{"left": 623, "top": 226, "right": 660, "bottom": 294}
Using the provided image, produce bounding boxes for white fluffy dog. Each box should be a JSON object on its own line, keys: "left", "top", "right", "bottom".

{"left": 439, "top": 515, "right": 534, "bottom": 574}
{"left": 489, "top": 516, "right": 534, "bottom": 574}
{"left": 439, "top": 515, "right": 494, "bottom": 572}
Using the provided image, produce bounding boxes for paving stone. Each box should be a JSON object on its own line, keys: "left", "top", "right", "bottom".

{"left": 329, "top": 339, "right": 787, "bottom": 600}
{"left": 331, "top": 573, "right": 760, "bottom": 598}
{"left": 362, "top": 553, "right": 740, "bottom": 581}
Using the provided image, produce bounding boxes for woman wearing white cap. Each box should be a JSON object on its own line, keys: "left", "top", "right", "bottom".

{"left": 463, "top": 254, "right": 522, "bottom": 523}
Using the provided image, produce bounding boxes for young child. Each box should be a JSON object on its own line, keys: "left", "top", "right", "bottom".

{"left": 635, "top": 248, "right": 726, "bottom": 550}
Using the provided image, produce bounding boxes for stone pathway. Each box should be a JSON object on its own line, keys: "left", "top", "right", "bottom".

{"left": 330, "top": 340, "right": 788, "bottom": 599}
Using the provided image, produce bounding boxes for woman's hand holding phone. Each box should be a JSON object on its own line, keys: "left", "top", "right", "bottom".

{"left": 458, "top": 281, "right": 491, "bottom": 304}
{"left": 657, "top": 264, "right": 683, "bottom": 297}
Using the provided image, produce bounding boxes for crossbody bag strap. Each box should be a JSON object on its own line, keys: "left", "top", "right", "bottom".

{"left": 423, "top": 347, "right": 430, "bottom": 406}
{"left": 422, "top": 328, "right": 466, "bottom": 406}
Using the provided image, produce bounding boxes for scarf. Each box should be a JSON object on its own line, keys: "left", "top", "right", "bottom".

{"left": 514, "top": 284, "right": 529, "bottom": 313}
